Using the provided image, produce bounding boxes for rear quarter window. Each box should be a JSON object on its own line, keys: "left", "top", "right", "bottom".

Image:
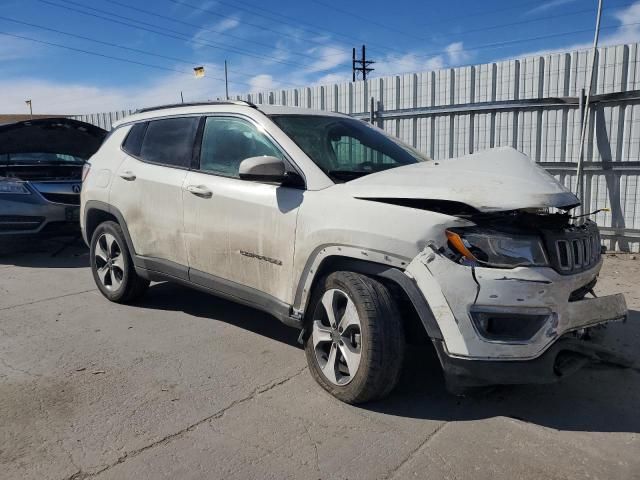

{"left": 139, "top": 117, "right": 199, "bottom": 168}
{"left": 122, "top": 122, "right": 147, "bottom": 157}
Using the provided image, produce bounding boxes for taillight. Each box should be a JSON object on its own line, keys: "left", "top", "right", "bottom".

{"left": 81, "top": 162, "right": 91, "bottom": 182}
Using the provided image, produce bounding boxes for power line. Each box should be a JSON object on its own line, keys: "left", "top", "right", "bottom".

{"left": 415, "top": 21, "right": 639, "bottom": 61}
{"left": 0, "top": 15, "right": 306, "bottom": 88}
{"left": 369, "top": 20, "right": 640, "bottom": 73}
{"left": 104, "top": 0, "right": 337, "bottom": 62}
{"left": 167, "top": 0, "right": 406, "bottom": 56}
{"left": 452, "top": 1, "right": 633, "bottom": 38}
{"left": 316, "top": 0, "right": 634, "bottom": 58}
{"left": 0, "top": 30, "right": 191, "bottom": 74}
{"left": 37, "top": 0, "right": 313, "bottom": 69}
{"left": 0, "top": 16, "right": 195, "bottom": 67}
{"left": 309, "top": 0, "right": 427, "bottom": 41}
{"left": 313, "top": 0, "right": 545, "bottom": 29}
{"left": 217, "top": 0, "right": 586, "bottom": 56}
{"left": 416, "top": 0, "right": 571, "bottom": 28}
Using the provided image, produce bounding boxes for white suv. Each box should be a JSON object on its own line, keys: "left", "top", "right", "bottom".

{"left": 81, "top": 101, "right": 629, "bottom": 403}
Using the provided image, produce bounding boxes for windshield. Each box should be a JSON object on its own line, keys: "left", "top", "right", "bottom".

{"left": 2, "top": 152, "right": 85, "bottom": 165}
{"left": 270, "top": 115, "right": 428, "bottom": 182}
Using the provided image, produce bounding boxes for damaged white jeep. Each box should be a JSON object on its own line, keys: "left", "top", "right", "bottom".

{"left": 81, "top": 101, "right": 629, "bottom": 404}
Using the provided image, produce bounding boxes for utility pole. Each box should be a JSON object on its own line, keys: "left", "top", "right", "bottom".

{"left": 224, "top": 60, "right": 229, "bottom": 100}
{"left": 25, "top": 99, "right": 33, "bottom": 119}
{"left": 575, "top": 0, "right": 603, "bottom": 206}
{"left": 352, "top": 45, "right": 375, "bottom": 82}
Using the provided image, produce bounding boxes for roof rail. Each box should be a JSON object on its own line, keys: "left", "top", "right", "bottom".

{"left": 135, "top": 100, "right": 258, "bottom": 114}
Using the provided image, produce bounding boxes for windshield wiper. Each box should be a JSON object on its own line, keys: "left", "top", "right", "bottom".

{"left": 327, "top": 170, "right": 373, "bottom": 181}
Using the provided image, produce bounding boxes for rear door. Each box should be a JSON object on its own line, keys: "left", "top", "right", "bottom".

{"left": 109, "top": 117, "right": 199, "bottom": 276}
{"left": 183, "top": 115, "right": 303, "bottom": 304}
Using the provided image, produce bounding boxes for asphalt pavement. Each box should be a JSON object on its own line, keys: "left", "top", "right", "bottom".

{"left": 1, "top": 234, "right": 639, "bottom": 480}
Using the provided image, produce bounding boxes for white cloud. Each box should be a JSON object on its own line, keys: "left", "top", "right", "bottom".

{"left": 212, "top": 17, "right": 240, "bottom": 34}
{"left": 502, "top": 1, "right": 640, "bottom": 60}
{"left": 0, "top": 64, "right": 230, "bottom": 114}
{"left": 525, "top": 0, "right": 578, "bottom": 16}
{"left": 248, "top": 74, "right": 278, "bottom": 91}
{"left": 191, "top": 16, "right": 241, "bottom": 49}
{"left": 608, "top": 1, "right": 640, "bottom": 44}
{"left": 372, "top": 41, "right": 470, "bottom": 77}
{"left": 303, "top": 45, "right": 350, "bottom": 74}
{"left": 445, "top": 42, "right": 470, "bottom": 65}
{"left": 315, "top": 72, "right": 348, "bottom": 84}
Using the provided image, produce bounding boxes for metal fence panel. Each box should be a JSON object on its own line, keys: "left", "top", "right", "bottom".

{"left": 72, "top": 43, "right": 640, "bottom": 251}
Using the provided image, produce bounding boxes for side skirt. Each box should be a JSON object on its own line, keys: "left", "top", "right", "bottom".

{"left": 134, "top": 258, "right": 301, "bottom": 329}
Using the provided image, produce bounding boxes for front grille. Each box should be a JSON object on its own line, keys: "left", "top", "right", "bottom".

{"left": 0, "top": 215, "right": 45, "bottom": 231}
{"left": 40, "top": 192, "right": 80, "bottom": 205}
{"left": 543, "top": 220, "right": 601, "bottom": 275}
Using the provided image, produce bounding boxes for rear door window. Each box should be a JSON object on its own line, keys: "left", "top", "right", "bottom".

{"left": 122, "top": 122, "right": 147, "bottom": 157}
{"left": 139, "top": 117, "right": 199, "bottom": 168}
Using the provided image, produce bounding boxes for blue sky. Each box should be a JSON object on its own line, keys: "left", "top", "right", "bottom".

{"left": 1, "top": 0, "right": 639, "bottom": 113}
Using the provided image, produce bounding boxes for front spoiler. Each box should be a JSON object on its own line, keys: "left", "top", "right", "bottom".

{"left": 433, "top": 322, "right": 634, "bottom": 393}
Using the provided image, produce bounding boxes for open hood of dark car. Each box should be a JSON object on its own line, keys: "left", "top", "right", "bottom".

{"left": 0, "top": 117, "right": 107, "bottom": 160}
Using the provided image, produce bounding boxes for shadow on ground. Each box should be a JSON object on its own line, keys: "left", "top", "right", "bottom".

{"left": 0, "top": 234, "right": 88, "bottom": 268}
{"left": 367, "top": 309, "right": 640, "bottom": 434}
{"left": 137, "top": 281, "right": 301, "bottom": 349}
{"left": 137, "top": 282, "right": 640, "bottom": 435}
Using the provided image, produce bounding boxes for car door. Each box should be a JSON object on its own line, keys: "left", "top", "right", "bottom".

{"left": 109, "top": 117, "right": 199, "bottom": 276}
{"left": 183, "top": 115, "right": 303, "bottom": 305}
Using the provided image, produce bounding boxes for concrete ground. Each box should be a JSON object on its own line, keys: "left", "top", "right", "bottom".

{"left": 1, "top": 234, "right": 639, "bottom": 480}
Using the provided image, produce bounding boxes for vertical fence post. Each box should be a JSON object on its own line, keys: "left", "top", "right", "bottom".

{"left": 578, "top": 87, "right": 586, "bottom": 215}
{"left": 369, "top": 96, "right": 375, "bottom": 124}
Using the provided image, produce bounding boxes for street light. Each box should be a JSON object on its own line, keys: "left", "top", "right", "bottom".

{"left": 25, "top": 99, "right": 33, "bottom": 119}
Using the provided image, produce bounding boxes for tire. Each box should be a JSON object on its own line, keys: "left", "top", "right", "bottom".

{"left": 304, "top": 271, "right": 405, "bottom": 404}
{"left": 90, "top": 221, "right": 149, "bottom": 303}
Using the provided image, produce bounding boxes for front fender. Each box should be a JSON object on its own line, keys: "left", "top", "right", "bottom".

{"left": 292, "top": 246, "right": 443, "bottom": 340}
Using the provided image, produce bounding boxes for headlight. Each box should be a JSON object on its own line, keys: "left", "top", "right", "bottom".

{"left": 0, "top": 180, "right": 31, "bottom": 194}
{"left": 445, "top": 228, "right": 548, "bottom": 268}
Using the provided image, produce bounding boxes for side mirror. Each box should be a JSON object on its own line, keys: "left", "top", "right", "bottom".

{"left": 238, "top": 156, "right": 303, "bottom": 187}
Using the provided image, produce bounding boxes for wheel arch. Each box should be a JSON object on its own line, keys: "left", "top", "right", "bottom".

{"left": 83, "top": 200, "right": 137, "bottom": 258}
{"left": 295, "top": 251, "right": 443, "bottom": 341}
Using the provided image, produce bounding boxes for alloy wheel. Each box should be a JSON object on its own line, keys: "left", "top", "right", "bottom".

{"left": 94, "top": 233, "right": 125, "bottom": 291}
{"left": 312, "top": 288, "right": 362, "bottom": 385}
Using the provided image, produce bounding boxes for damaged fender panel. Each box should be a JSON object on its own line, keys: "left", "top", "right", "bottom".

{"left": 405, "top": 247, "right": 479, "bottom": 357}
{"left": 406, "top": 248, "right": 628, "bottom": 360}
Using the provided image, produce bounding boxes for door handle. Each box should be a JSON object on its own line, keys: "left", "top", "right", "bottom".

{"left": 185, "top": 184, "right": 213, "bottom": 198}
{"left": 119, "top": 171, "right": 136, "bottom": 181}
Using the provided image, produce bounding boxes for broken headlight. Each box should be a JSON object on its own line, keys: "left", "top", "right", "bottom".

{"left": 445, "top": 228, "right": 548, "bottom": 268}
{"left": 0, "top": 180, "right": 30, "bottom": 194}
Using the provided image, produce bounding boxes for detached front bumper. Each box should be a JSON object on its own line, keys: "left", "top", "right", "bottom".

{"left": 432, "top": 329, "right": 632, "bottom": 392}
{"left": 405, "top": 246, "right": 630, "bottom": 389}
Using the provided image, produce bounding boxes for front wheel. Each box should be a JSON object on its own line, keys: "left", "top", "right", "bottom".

{"left": 304, "top": 271, "right": 405, "bottom": 404}
{"left": 90, "top": 221, "right": 149, "bottom": 303}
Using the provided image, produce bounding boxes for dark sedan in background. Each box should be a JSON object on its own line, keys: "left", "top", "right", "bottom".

{"left": 0, "top": 118, "right": 106, "bottom": 235}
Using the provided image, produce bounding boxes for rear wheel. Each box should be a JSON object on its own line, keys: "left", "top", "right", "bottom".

{"left": 304, "top": 271, "right": 405, "bottom": 404}
{"left": 90, "top": 221, "right": 149, "bottom": 303}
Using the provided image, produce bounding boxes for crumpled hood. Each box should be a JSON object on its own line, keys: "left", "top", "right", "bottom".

{"left": 0, "top": 118, "right": 107, "bottom": 160}
{"left": 347, "top": 146, "right": 579, "bottom": 212}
